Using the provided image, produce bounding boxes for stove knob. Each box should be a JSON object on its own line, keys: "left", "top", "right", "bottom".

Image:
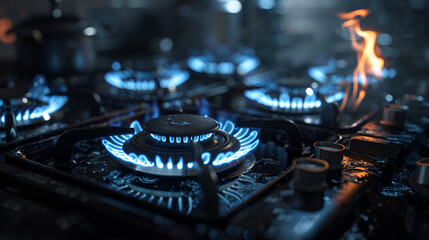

{"left": 292, "top": 157, "right": 329, "bottom": 192}
{"left": 380, "top": 104, "right": 409, "bottom": 128}
{"left": 314, "top": 141, "right": 345, "bottom": 170}
{"left": 404, "top": 193, "right": 429, "bottom": 240}
{"left": 4, "top": 110, "right": 17, "bottom": 142}
{"left": 415, "top": 158, "right": 429, "bottom": 187}
{"left": 320, "top": 102, "right": 340, "bottom": 127}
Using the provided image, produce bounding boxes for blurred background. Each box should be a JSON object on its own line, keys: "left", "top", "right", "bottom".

{"left": 0, "top": 0, "right": 428, "bottom": 98}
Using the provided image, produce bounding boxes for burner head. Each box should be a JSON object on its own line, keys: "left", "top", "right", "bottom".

{"left": 1, "top": 76, "right": 68, "bottom": 128}
{"left": 143, "top": 114, "right": 219, "bottom": 138}
{"left": 187, "top": 47, "right": 260, "bottom": 76}
{"left": 1, "top": 95, "right": 68, "bottom": 127}
{"left": 104, "top": 66, "right": 190, "bottom": 93}
{"left": 243, "top": 72, "right": 345, "bottom": 115}
{"left": 102, "top": 116, "right": 260, "bottom": 177}
{"left": 244, "top": 86, "right": 322, "bottom": 114}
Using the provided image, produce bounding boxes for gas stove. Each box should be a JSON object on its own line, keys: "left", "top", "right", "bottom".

{"left": 1, "top": 80, "right": 428, "bottom": 239}
{"left": 0, "top": 74, "right": 110, "bottom": 145}
{"left": 1, "top": 1, "right": 429, "bottom": 240}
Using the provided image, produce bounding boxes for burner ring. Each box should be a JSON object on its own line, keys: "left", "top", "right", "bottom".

{"left": 102, "top": 119, "right": 260, "bottom": 177}
{"left": 123, "top": 130, "right": 240, "bottom": 162}
{"left": 244, "top": 87, "right": 322, "bottom": 114}
{"left": 104, "top": 67, "right": 190, "bottom": 92}
{"left": 121, "top": 129, "right": 241, "bottom": 176}
{"left": 0, "top": 95, "right": 68, "bottom": 128}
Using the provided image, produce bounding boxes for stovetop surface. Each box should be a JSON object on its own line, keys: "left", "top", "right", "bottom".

{"left": 1, "top": 0, "right": 429, "bottom": 238}
{"left": 0, "top": 65, "right": 428, "bottom": 239}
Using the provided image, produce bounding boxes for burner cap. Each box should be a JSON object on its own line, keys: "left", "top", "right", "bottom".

{"left": 143, "top": 114, "right": 219, "bottom": 137}
{"left": 103, "top": 118, "right": 260, "bottom": 177}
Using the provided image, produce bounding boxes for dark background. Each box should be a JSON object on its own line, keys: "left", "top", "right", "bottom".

{"left": 0, "top": 0, "right": 428, "bottom": 96}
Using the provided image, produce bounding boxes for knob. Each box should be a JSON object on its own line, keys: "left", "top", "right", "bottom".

{"left": 380, "top": 104, "right": 409, "bottom": 128}
{"left": 404, "top": 192, "right": 429, "bottom": 240}
{"left": 320, "top": 102, "right": 340, "bottom": 127}
{"left": 415, "top": 158, "right": 429, "bottom": 187}
{"left": 314, "top": 141, "right": 345, "bottom": 170}
{"left": 5, "top": 110, "right": 17, "bottom": 142}
{"left": 292, "top": 157, "right": 329, "bottom": 192}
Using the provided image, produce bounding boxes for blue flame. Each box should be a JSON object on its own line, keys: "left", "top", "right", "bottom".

{"left": 307, "top": 58, "right": 337, "bottom": 83}
{"left": 1, "top": 95, "right": 68, "bottom": 125}
{"left": 244, "top": 88, "right": 323, "bottom": 111}
{"left": 308, "top": 58, "right": 396, "bottom": 83}
{"left": 381, "top": 68, "right": 397, "bottom": 79}
{"left": 197, "top": 98, "right": 211, "bottom": 117}
{"left": 102, "top": 120, "right": 259, "bottom": 171}
{"left": 325, "top": 92, "right": 345, "bottom": 103}
{"left": 104, "top": 67, "right": 189, "bottom": 91}
{"left": 151, "top": 101, "right": 160, "bottom": 119}
{"left": 236, "top": 56, "right": 260, "bottom": 75}
{"left": 1, "top": 75, "right": 68, "bottom": 126}
{"left": 188, "top": 57, "right": 236, "bottom": 75}
{"left": 105, "top": 69, "right": 157, "bottom": 91}
{"left": 159, "top": 69, "right": 190, "bottom": 89}
{"left": 149, "top": 133, "right": 213, "bottom": 143}
{"left": 112, "top": 61, "right": 121, "bottom": 71}
{"left": 187, "top": 48, "right": 260, "bottom": 75}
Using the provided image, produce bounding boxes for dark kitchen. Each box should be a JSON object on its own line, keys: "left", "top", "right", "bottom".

{"left": 0, "top": 0, "right": 428, "bottom": 239}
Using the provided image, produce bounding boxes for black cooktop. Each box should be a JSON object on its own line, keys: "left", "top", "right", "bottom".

{"left": 1, "top": 2, "right": 429, "bottom": 238}
{"left": 0, "top": 64, "right": 428, "bottom": 239}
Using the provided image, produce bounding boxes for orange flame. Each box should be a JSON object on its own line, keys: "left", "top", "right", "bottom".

{"left": 0, "top": 18, "right": 16, "bottom": 44}
{"left": 337, "top": 9, "right": 384, "bottom": 111}
{"left": 337, "top": 9, "right": 369, "bottom": 19}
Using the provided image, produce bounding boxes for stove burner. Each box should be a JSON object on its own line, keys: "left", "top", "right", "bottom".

{"left": 187, "top": 47, "right": 260, "bottom": 75}
{"left": 0, "top": 75, "right": 68, "bottom": 127}
{"left": 144, "top": 114, "right": 219, "bottom": 143}
{"left": 307, "top": 58, "right": 397, "bottom": 84}
{"left": 244, "top": 87, "right": 322, "bottom": 113}
{"left": 104, "top": 66, "right": 190, "bottom": 92}
{"left": 243, "top": 76, "right": 345, "bottom": 113}
{"left": 102, "top": 115, "right": 259, "bottom": 176}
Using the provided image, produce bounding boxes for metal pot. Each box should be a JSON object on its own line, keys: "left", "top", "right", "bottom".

{"left": 9, "top": 15, "right": 97, "bottom": 78}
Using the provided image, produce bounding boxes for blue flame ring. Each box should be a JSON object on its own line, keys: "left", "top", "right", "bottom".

{"left": 244, "top": 88, "right": 323, "bottom": 113}
{"left": 187, "top": 49, "right": 260, "bottom": 76}
{"left": 1, "top": 95, "right": 68, "bottom": 127}
{"left": 104, "top": 68, "right": 190, "bottom": 91}
{"left": 102, "top": 120, "right": 259, "bottom": 176}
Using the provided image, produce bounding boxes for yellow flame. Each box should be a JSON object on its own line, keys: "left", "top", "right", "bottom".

{"left": 337, "top": 9, "right": 384, "bottom": 111}
{"left": 337, "top": 9, "right": 369, "bottom": 19}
